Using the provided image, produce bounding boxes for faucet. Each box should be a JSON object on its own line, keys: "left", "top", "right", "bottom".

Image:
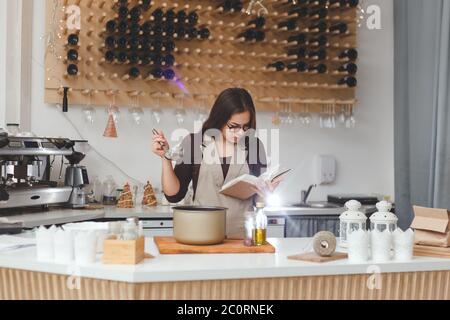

{"left": 301, "top": 184, "right": 317, "bottom": 204}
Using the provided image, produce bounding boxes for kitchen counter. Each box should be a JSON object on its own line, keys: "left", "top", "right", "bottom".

{"left": 0, "top": 206, "right": 173, "bottom": 229}
{"left": 0, "top": 204, "right": 376, "bottom": 229}
{"left": 0, "top": 237, "right": 449, "bottom": 300}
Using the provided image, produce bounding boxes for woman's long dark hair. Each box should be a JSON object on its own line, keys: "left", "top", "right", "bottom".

{"left": 202, "top": 88, "right": 257, "bottom": 135}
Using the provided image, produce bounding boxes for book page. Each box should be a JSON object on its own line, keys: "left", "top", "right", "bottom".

{"left": 220, "top": 174, "right": 259, "bottom": 192}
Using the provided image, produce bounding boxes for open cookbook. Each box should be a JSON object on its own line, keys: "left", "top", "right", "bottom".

{"left": 219, "top": 165, "right": 291, "bottom": 200}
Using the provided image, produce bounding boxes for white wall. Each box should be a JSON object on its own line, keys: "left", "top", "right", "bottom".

{"left": 0, "top": 0, "right": 7, "bottom": 128}
{"left": 25, "top": 0, "right": 394, "bottom": 203}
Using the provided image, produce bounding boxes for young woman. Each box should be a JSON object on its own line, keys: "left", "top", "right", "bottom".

{"left": 152, "top": 88, "right": 281, "bottom": 238}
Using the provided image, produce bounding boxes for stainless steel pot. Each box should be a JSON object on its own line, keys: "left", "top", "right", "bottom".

{"left": 172, "top": 206, "right": 227, "bottom": 245}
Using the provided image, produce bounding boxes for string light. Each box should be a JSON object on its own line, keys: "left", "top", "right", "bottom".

{"left": 246, "top": 0, "right": 268, "bottom": 16}
{"left": 42, "top": 0, "right": 61, "bottom": 60}
{"left": 41, "top": 0, "right": 65, "bottom": 88}
{"left": 356, "top": 0, "right": 366, "bottom": 28}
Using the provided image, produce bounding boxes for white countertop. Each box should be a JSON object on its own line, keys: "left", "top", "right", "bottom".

{"left": 0, "top": 237, "right": 449, "bottom": 283}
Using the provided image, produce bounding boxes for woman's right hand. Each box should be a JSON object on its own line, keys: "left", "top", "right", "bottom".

{"left": 152, "top": 130, "right": 170, "bottom": 159}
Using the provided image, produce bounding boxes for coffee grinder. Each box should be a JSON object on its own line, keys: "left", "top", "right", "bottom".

{"left": 64, "top": 152, "right": 89, "bottom": 208}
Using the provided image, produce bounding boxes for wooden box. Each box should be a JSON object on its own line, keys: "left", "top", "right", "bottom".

{"left": 102, "top": 236, "right": 145, "bottom": 265}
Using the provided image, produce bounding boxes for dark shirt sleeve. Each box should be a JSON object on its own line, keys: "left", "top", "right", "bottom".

{"left": 164, "top": 135, "right": 194, "bottom": 204}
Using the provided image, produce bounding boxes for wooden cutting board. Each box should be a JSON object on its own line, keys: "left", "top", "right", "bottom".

{"left": 154, "top": 237, "right": 276, "bottom": 254}
{"left": 413, "top": 245, "right": 450, "bottom": 259}
{"left": 288, "top": 252, "right": 348, "bottom": 263}
{"left": 82, "top": 204, "right": 104, "bottom": 210}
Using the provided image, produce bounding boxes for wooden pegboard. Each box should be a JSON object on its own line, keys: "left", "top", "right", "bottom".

{"left": 44, "top": 0, "right": 358, "bottom": 112}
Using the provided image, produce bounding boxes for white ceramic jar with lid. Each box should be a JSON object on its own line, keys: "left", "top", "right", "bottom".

{"left": 339, "top": 200, "right": 367, "bottom": 247}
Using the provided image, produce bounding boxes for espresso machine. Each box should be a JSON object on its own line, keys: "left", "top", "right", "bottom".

{"left": 0, "top": 132, "right": 89, "bottom": 210}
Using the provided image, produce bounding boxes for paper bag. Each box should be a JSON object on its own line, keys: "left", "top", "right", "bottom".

{"left": 411, "top": 206, "right": 450, "bottom": 247}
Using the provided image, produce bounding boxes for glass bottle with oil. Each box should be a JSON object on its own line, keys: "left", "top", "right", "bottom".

{"left": 253, "top": 202, "right": 268, "bottom": 246}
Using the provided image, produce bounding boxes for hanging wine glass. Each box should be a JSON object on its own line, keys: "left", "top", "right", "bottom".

{"left": 175, "top": 109, "right": 186, "bottom": 126}
{"left": 271, "top": 99, "right": 281, "bottom": 126}
{"left": 104, "top": 92, "right": 120, "bottom": 124}
{"left": 330, "top": 103, "right": 337, "bottom": 129}
{"left": 279, "top": 103, "right": 289, "bottom": 125}
{"left": 298, "top": 103, "right": 311, "bottom": 127}
{"left": 286, "top": 102, "right": 294, "bottom": 125}
{"left": 345, "top": 104, "right": 356, "bottom": 128}
{"left": 339, "top": 104, "right": 347, "bottom": 124}
{"left": 348, "top": 104, "right": 356, "bottom": 128}
{"left": 296, "top": 104, "right": 305, "bottom": 126}
{"left": 304, "top": 104, "right": 312, "bottom": 127}
{"left": 319, "top": 104, "right": 325, "bottom": 128}
{"left": 151, "top": 96, "right": 163, "bottom": 124}
{"left": 195, "top": 95, "right": 209, "bottom": 123}
{"left": 103, "top": 92, "right": 119, "bottom": 138}
{"left": 196, "top": 109, "right": 208, "bottom": 123}
{"left": 174, "top": 94, "right": 187, "bottom": 127}
{"left": 112, "top": 106, "right": 120, "bottom": 124}
{"left": 83, "top": 108, "right": 95, "bottom": 124}
{"left": 82, "top": 90, "right": 96, "bottom": 124}
{"left": 129, "top": 93, "right": 144, "bottom": 126}
{"left": 325, "top": 104, "right": 333, "bottom": 129}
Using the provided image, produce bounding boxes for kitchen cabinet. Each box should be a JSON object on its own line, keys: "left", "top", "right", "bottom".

{"left": 267, "top": 217, "right": 286, "bottom": 238}
{"left": 285, "top": 215, "right": 340, "bottom": 238}
{"left": 140, "top": 219, "right": 173, "bottom": 238}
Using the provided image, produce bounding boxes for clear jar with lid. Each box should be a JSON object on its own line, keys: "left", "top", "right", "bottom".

{"left": 244, "top": 212, "right": 255, "bottom": 247}
{"left": 102, "top": 175, "right": 117, "bottom": 205}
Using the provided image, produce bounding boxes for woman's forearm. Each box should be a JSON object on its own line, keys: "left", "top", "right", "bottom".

{"left": 161, "top": 159, "right": 181, "bottom": 196}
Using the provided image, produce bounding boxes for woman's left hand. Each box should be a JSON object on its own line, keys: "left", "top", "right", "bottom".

{"left": 251, "top": 179, "right": 283, "bottom": 197}
{"left": 263, "top": 179, "right": 282, "bottom": 193}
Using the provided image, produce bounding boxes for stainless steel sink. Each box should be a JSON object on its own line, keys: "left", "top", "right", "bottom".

{"left": 264, "top": 202, "right": 346, "bottom": 216}
{"left": 291, "top": 202, "right": 343, "bottom": 209}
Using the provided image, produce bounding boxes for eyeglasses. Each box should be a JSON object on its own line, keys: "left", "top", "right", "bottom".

{"left": 226, "top": 122, "right": 251, "bottom": 132}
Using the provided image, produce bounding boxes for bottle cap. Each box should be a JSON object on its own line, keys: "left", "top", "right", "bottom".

{"left": 255, "top": 202, "right": 265, "bottom": 209}
{"left": 126, "top": 216, "right": 139, "bottom": 226}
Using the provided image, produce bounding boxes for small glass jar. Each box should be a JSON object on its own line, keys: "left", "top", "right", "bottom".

{"left": 122, "top": 222, "right": 138, "bottom": 240}
{"left": 6, "top": 123, "right": 20, "bottom": 136}
{"left": 108, "top": 221, "right": 124, "bottom": 236}
{"left": 102, "top": 176, "right": 118, "bottom": 205}
{"left": 244, "top": 212, "right": 255, "bottom": 247}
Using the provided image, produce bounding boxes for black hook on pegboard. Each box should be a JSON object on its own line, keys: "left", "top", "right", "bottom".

{"left": 62, "top": 87, "right": 69, "bottom": 112}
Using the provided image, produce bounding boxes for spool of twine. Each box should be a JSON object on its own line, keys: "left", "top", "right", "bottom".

{"left": 313, "top": 231, "right": 337, "bottom": 257}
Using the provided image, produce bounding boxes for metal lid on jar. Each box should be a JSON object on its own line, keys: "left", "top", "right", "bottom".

{"left": 370, "top": 201, "right": 398, "bottom": 223}
{"left": 339, "top": 200, "right": 366, "bottom": 221}
{"left": 255, "top": 202, "right": 265, "bottom": 208}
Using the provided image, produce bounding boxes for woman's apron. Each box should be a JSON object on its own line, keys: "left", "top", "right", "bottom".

{"left": 193, "top": 137, "right": 253, "bottom": 239}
